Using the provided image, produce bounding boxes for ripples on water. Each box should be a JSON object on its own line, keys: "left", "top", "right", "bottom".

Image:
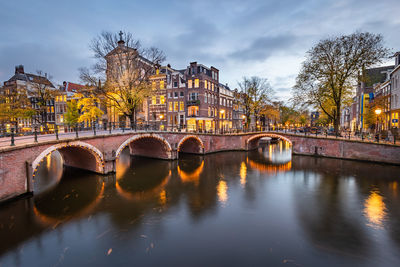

{"left": 1, "top": 141, "right": 400, "bottom": 267}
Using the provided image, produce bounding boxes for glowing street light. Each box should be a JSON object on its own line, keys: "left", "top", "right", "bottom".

{"left": 159, "top": 114, "right": 164, "bottom": 120}
{"left": 374, "top": 108, "right": 382, "bottom": 138}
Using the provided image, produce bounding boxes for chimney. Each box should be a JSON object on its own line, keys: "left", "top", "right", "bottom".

{"left": 15, "top": 65, "right": 24, "bottom": 74}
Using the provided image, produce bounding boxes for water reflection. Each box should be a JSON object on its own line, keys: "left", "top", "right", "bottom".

{"left": 240, "top": 162, "right": 247, "bottom": 187}
{"left": 364, "top": 190, "right": 387, "bottom": 229}
{"left": 116, "top": 156, "right": 171, "bottom": 202}
{"left": 33, "top": 151, "right": 64, "bottom": 194}
{"left": 34, "top": 168, "right": 104, "bottom": 225}
{"left": 217, "top": 180, "right": 228, "bottom": 204}
{"left": 1, "top": 141, "right": 400, "bottom": 267}
{"left": 177, "top": 155, "right": 204, "bottom": 185}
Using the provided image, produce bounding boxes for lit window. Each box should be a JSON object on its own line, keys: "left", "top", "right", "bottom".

{"left": 188, "top": 80, "right": 192, "bottom": 88}
{"left": 160, "top": 80, "right": 164, "bottom": 89}
{"left": 204, "top": 81, "right": 208, "bottom": 89}
{"left": 152, "top": 96, "right": 156, "bottom": 105}
{"left": 160, "top": 95, "right": 165, "bottom": 104}
{"left": 174, "top": 101, "right": 179, "bottom": 111}
{"left": 169, "top": 102, "right": 173, "bottom": 111}
{"left": 180, "top": 101, "right": 184, "bottom": 111}
{"left": 195, "top": 79, "right": 199, "bottom": 88}
{"left": 212, "top": 83, "right": 214, "bottom": 91}
{"left": 152, "top": 82, "right": 156, "bottom": 89}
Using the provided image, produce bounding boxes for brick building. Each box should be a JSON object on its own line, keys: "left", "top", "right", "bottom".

{"left": 2, "top": 65, "right": 57, "bottom": 132}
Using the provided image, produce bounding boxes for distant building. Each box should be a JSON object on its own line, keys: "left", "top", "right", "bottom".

{"left": 2, "top": 65, "right": 57, "bottom": 131}
{"left": 390, "top": 52, "right": 400, "bottom": 129}
{"left": 356, "top": 65, "right": 394, "bottom": 131}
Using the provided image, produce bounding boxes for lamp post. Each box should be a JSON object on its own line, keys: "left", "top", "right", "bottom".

{"left": 242, "top": 115, "right": 246, "bottom": 132}
{"left": 375, "top": 108, "right": 382, "bottom": 142}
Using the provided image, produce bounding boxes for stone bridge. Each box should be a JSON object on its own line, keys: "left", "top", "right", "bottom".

{"left": 1, "top": 131, "right": 399, "bottom": 202}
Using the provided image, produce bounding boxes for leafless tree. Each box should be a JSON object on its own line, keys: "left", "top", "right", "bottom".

{"left": 292, "top": 32, "right": 390, "bottom": 134}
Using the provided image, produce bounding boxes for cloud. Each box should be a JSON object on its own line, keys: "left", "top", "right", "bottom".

{"left": 229, "top": 34, "right": 299, "bottom": 62}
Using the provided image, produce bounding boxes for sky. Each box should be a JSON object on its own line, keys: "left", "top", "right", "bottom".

{"left": 0, "top": 0, "right": 399, "bottom": 101}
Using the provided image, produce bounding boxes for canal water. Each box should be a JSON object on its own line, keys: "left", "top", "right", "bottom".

{"left": 1, "top": 141, "right": 400, "bottom": 266}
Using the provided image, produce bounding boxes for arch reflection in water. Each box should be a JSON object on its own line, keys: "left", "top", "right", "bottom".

{"left": 116, "top": 155, "right": 171, "bottom": 201}
{"left": 177, "top": 154, "right": 204, "bottom": 186}
{"left": 34, "top": 168, "right": 104, "bottom": 225}
{"left": 247, "top": 141, "right": 292, "bottom": 173}
{"left": 33, "top": 151, "right": 64, "bottom": 194}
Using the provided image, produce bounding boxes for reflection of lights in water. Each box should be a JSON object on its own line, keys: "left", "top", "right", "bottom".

{"left": 159, "top": 189, "right": 167, "bottom": 205}
{"left": 248, "top": 160, "right": 292, "bottom": 173}
{"left": 34, "top": 182, "right": 105, "bottom": 226}
{"left": 364, "top": 190, "right": 387, "bottom": 229}
{"left": 116, "top": 149, "right": 131, "bottom": 180}
{"left": 263, "top": 141, "right": 292, "bottom": 165}
{"left": 390, "top": 182, "right": 398, "bottom": 197}
{"left": 34, "top": 152, "right": 64, "bottom": 194}
{"left": 217, "top": 180, "right": 228, "bottom": 204}
{"left": 116, "top": 171, "right": 171, "bottom": 201}
{"left": 240, "top": 162, "right": 247, "bottom": 187}
{"left": 177, "top": 161, "right": 204, "bottom": 185}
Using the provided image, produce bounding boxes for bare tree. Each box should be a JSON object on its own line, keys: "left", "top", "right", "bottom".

{"left": 238, "top": 76, "right": 274, "bottom": 129}
{"left": 292, "top": 32, "right": 390, "bottom": 134}
{"left": 29, "top": 71, "right": 56, "bottom": 131}
{"left": 80, "top": 31, "right": 166, "bottom": 128}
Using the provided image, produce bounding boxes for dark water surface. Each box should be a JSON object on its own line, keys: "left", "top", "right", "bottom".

{"left": 1, "top": 141, "right": 400, "bottom": 267}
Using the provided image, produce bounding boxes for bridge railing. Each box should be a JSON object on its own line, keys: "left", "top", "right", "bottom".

{"left": 0, "top": 123, "right": 397, "bottom": 148}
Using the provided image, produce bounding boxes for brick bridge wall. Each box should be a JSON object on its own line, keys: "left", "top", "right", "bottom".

{"left": 0, "top": 132, "right": 399, "bottom": 202}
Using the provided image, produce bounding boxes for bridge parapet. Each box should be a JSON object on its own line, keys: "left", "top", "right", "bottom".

{"left": 1, "top": 131, "right": 400, "bottom": 203}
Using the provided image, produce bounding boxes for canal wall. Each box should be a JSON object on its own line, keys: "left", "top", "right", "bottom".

{"left": 286, "top": 134, "right": 400, "bottom": 165}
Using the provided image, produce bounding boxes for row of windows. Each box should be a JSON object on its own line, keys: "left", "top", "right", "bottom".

{"left": 151, "top": 95, "right": 166, "bottom": 105}
{"left": 55, "top": 95, "right": 67, "bottom": 102}
{"left": 168, "top": 101, "right": 185, "bottom": 112}
{"left": 168, "top": 91, "right": 184, "bottom": 98}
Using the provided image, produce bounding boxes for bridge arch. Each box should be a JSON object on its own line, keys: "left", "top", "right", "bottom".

{"left": 177, "top": 135, "right": 204, "bottom": 154}
{"left": 247, "top": 133, "right": 292, "bottom": 150}
{"left": 116, "top": 134, "right": 173, "bottom": 160}
{"left": 32, "top": 141, "right": 105, "bottom": 177}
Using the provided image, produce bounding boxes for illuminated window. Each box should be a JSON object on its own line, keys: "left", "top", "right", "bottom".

{"left": 160, "top": 95, "right": 165, "bottom": 104}
{"left": 195, "top": 79, "right": 199, "bottom": 88}
{"left": 51, "top": 106, "right": 54, "bottom": 113}
{"left": 180, "top": 101, "right": 184, "bottom": 111}
{"left": 188, "top": 80, "right": 192, "bottom": 88}
{"left": 212, "top": 83, "right": 214, "bottom": 91}
{"left": 169, "top": 102, "right": 173, "bottom": 111}
{"left": 208, "top": 107, "right": 211, "bottom": 116}
{"left": 160, "top": 80, "right": 164, "bottom": 89}
{"left": 152, "top": 81, "right": 156, "bottom": 89}
{"left": 174, "top": 101, "right": 179, "bottom": 111}
{"left": 152, "top": 96, "right": 156, "bottom": 105}
{"left": 204, "top": 80, "right": 208, "bottom": 89}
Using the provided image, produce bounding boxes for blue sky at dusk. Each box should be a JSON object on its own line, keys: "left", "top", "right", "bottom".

{"left": 0, "top": 0, "right": 399, "bottom": 100}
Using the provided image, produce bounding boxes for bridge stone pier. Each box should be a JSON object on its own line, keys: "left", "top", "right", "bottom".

{"left": 1, "top": 131, "right": 400, "bottom": 203}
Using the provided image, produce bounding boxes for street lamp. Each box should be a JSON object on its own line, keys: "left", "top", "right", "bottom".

{"left": 375, "top": 108, "right": 382, "bottom": 141}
